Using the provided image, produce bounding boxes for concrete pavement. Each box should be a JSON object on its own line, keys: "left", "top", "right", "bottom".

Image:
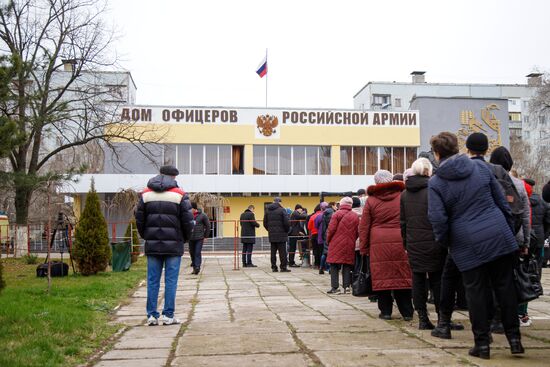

{"left": 93, "top": 255, "right": 550, "bottom": 367}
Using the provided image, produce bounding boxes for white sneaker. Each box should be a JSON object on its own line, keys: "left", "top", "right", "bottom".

{"left": 161, "top": 315, "right": 181, "bottom": 325}
{"left": 147, "top": 316, "right": 158, "bottom": 326}
{"left": 519, "top": 316, "right": 532, "bottom": 327}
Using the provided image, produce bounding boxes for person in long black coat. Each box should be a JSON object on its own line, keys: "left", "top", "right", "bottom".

{"left": 263, "top": 197, "right": 290, "bottom": 272}
{"left": 524, "top": 180, "right": 550, "bottom": 272}
{"left": 240, "top": 205, "right": 260, "bottom": 267}
{"left": 400, "top": 158, "right": 446, "bottom": 330}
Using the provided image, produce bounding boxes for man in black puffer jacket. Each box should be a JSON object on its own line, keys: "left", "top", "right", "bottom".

{"left": 263, "top": 197, "right": 290, "bottom": 272}
{"left": 136, "top": 165, "right": 193, "bottom": 326}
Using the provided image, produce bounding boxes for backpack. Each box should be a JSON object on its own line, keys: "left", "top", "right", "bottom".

{"left": 491, "top": 164, "right": 523, "bottom": 234}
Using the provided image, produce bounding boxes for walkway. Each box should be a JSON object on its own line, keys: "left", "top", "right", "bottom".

{"left": 93, "top": 255, "right": 550, "bottom": 366}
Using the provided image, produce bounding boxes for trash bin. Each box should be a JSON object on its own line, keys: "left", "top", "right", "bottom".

{"left": 111, "top": 241, "right": 131, "bottom": 272}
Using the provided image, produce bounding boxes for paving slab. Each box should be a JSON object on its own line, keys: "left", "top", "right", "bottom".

{"left": 298, "top": 330, "right": 431, "bottom": 351}
{"left": 175, "top": 333, "right": 299, "bottom": 356}
{"left": 95, "top": 359, "right": 166, "bottom": 367}
{"left": 172, "top": 353, "right": 312, "bottom": 367}
{"left": 316, "top": 348, "right": 466, "bottom": 366}
{"left": 101, "top": 348, "right": 171, "bottom": 360}
{"left": 91, "top": 255, "right": 550, "bottom": 367}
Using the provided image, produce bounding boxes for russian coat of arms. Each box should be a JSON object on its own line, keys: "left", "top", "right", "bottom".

{"left": 256, "top": 114, "right": 278, "bottom": 137}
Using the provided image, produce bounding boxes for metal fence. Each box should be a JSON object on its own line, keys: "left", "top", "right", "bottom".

{"left": 0, "top": 219, "right": 312, "bottom": 271}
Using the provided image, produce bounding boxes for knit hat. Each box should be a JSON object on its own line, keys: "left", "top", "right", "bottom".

{"left": 274, "top": 197, "right": 282, "bottom": 203}
{"left": 466, "top": 132, "right": 489, "bottom": 152}
{"left": 403, "top": 168, "right": 414, "bottom": 182}
{"left": 320, "top": 201, "right": 329, "bottom": 210}
{"left": 351, "top": 196, "right": 361, "bottom": 208}
{"left": 393, "top": 173, "right": 404, "bottom": 181}
{"left": 543, "top": 181, "right": 550, "bottom": 203}
{"left": 489, "top": 146, "right": 513, "bottom": 171}
{"left": 339, "top": 197, "right": 353, "bottom": 207}
{"left": 374, "top": 169, "right": 393, "bottom": 184}
{"left": 160, "top": 165, "right": 179, "bottom": 176}
{"left": 524, "top": 178, "right": 535, "bottom": 187}
{"left": 294, "top": 204, "right": 303, "bottom": 210}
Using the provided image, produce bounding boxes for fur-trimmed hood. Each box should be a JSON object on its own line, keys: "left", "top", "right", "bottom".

{"left": 367, "top": 181, "right": 405, "bottom": 201}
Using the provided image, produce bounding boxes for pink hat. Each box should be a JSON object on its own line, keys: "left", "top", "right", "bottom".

{"left": 339, "top": 197, "right": 353, "bottom": 207}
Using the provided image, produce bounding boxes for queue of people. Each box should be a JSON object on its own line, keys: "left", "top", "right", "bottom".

{"left": 136, "top": 132, "right": 549, "bottom": 360}
{"left": 236, "top": 131, "right": 549, "bottom": 361}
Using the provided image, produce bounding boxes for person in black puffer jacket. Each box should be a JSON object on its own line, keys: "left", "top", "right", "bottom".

{"left": 135, "top": 165, "right": 193, "bottom": 326}
{"left": 189, "top": 202, "right": 210, "bottom": 275}
{"left": 524, "top": 180, "right": 550, "bottom": 272}
{"left": 263, "top": 197, "right": 290, "bottom": 272}
{"left": 240, "top": 205, "right": 260, "bottom": 267}
{"left": 400, "top": 158, "right": 446, "bottom": 330}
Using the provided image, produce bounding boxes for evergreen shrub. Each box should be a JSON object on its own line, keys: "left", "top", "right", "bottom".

{"left": 73, "top": 181, "right": 111, "bottom": 275}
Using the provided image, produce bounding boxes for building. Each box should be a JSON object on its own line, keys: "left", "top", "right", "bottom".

{"left": 68, "top": 106, "right": 420, "bottom": 239}
{"left": 353, "top": 71, "right": 543, "bottom": 140}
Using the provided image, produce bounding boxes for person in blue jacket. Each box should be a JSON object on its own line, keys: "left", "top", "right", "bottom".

{"left": 427, "top": 132, "right": 522, "bottom": 360}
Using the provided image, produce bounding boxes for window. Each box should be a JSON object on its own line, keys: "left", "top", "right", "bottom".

{"left": 253, "top": 145, "right": 266, "bottom": 174}
{"left": 372, "top": 94, "right": 391, "bottom": 106}
{"left": 163, "top": 145, "right": 176, "bottom": 166}
{"left": 366, "top": 147, "right": 378, "bottom": 174}
{"left": 394, "top": 98, "right": 402, "bottom": 108}
{"left": 279, "top": 146, "right": 292, "bottom": 175}
{"left": 379, "top": 147, "right": 392, "bottom": 171}
{"left": 305, "top": 146, "right": 319, "bottom": 175}
{"left": 523, "top": 100, "right": 529, "bottom": 109}
{"left": 524, "top": 115, "right": 529, "bottom": 124}
{"left": 509, "top": 112, "right": 521, "bottom": 121}
{"left": 253, "top": 145, "right": 330, "bottom": 175}
{"left": 293, "top": 146, "right": 306, "bottom": 175}
{"left": 353, "top": 146, "right": 366, "bottom": 175}
{"left": 266, "top": 146, "right": 278, "bottom": 175}
{"left": 205, "top": 145, "right": 218, "bottom": 174}
{"left": 392, "top": 147, "right": 405, "bottom": 174}
{"left": 219, "top": 145, "right": 232, "bottom": 174}
{"left": 340, "top": 146, "right": 417, "bottom": 175}
{"left": 539, "top": 115, "right": 546, "bottom": 124}
{"left": 232, "top": 146, "right": 244, "bottom": 174}
{"left": 319, "top": 146, "right": 331, "bottom": 175}
{"left": 177, "top": 145, "right": 190, "bottom": 174}
{"left": 509, "top": 99, "right": 517, "bottom": 105}
{"left": 340, "top": 146, "right": 352, "bottom": 175}
{"left": 406, "top": 147, "right": 417, "bottom": 168}
{"left": 191, "top": 145, "right": 203, "bottom": 174}
{"left": 162, "top": 144, "right": 240, "bottom": 175}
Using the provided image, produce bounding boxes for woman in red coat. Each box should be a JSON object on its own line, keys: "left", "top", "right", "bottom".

{"left": 359, "top": 170, "right": 413, "bottom": 320}
{"left": 326, "top": 197, "right": 359, "bottom": 294}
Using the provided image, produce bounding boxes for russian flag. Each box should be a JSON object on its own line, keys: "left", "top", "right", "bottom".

{"left": 256, "top": 56, "right": 267, "bottom": 78}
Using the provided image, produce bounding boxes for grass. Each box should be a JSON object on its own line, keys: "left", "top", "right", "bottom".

{"left": 0, "top": 256, "right": 146, "bottom": 367}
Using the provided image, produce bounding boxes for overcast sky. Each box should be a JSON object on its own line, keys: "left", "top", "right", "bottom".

{"left": 108, "top": 0, "right": 549, "bottom": 109}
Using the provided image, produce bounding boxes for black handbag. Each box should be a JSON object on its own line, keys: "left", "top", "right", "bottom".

{"left": 352, "top": 255, "right": 373, "bottom": 297}
{"left": 514, "top": 256, "right": 543, "bottom": 304}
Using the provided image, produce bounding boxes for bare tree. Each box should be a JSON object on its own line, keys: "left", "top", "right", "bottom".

{"left": 510, "top": 73, "right": 550, "bottom": 191}
{"left": 0, "top": 0, "right": 164, "bottom": 225}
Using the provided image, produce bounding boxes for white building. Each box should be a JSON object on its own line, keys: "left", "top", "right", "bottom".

{"left": 353, "top": 71, "right": 545, "bottom": 142}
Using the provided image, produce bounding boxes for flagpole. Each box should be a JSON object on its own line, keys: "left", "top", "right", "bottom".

{"left": 265, "top": 48, "right": 268, "bottom": 108}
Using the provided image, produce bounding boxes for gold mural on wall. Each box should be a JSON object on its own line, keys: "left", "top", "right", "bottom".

{"left": 457, "top": 104, "right": 502, "bottom": 154}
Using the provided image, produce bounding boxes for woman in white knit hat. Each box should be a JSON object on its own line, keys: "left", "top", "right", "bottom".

{"left": 359, "top": 169, "right": 413, "bottom": 320}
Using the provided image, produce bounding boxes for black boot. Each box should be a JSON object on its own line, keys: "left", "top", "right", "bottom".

{"left": 418, "top": 310, "right": 435, "bottom": 330}
{"left": 509, "top": 338, "right": 525, "bottom": 354}
{"left": 468, "top": 345, "right": 490, "bottom": 359}
{"left": 431, "top": 314, "right": 451, "bottom": 339}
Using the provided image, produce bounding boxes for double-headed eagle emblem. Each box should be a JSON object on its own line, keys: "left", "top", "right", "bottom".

{"left": 256, "top": 114, "right": 278, "bottom": 137}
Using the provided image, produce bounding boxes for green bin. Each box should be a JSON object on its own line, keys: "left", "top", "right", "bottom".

{"left": 111, "top": 241, "right": 131, "bottom": 272}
